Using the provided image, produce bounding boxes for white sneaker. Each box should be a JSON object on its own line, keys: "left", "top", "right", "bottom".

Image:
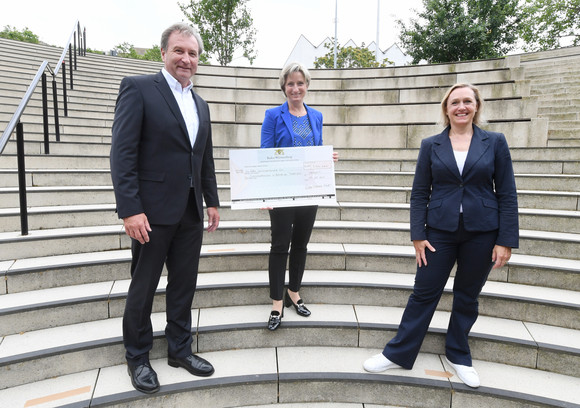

{"left": 363, "top": 353, "right": 401, "bottom": 373}
{"left": 445, "top": 357, "right": 480, "bottom": 388}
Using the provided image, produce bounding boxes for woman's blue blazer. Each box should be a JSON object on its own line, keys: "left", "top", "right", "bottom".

{"left": 260, "top": 101, "right": 323, "bottom": 148}
{"left": 410, "top": 125, "right": 519, "bottom": 248}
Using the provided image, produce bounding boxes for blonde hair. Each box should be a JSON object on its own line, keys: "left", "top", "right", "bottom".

{"left": 279, "top": 62, "right": 311, "bottom": 97}
{"left": 440, "top": 83, "right": 484, "bottom": 127}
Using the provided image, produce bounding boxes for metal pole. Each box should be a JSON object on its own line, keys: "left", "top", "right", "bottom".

{"left": 16, "top": 122, "right": 29, "bottom": 236}
{"left": 83, "top": 27, "right": 87, "bottom": 56}
{"left": 69, "top": 44, "right": 74, "bottom": 90}
{"left": 41, "top": 73, "right": 50, "bottom": 154}
{"left": 62, "top": 61, "right": 68, "bottom": 116}
{"left": 333, "top": 0, "right": 338, "bottom": 69}
{"left": 52, "top": 78, "right": 61, "bottom": 142}
{"left": 376, "top": 0, "right": 380, "bottom": 61}
{"left": 74, "top": 34, "right": 78, "bottom": 70}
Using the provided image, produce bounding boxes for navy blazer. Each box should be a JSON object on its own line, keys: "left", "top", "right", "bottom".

{"left": 410, "top": 125, "right": 519, "bottom": 248}
{"left": 260, "top": 101, "right": 323, "bottom": 148}
{"left": 110, "top": 71, "right": 219, "bottom": 225}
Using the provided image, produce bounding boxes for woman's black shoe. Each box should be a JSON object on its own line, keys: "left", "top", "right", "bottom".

{"left": 267, "top": 310, "right": 283, "bottom": 331}
{"left": 284, "top": 289, "right": 311, "bottom": 317}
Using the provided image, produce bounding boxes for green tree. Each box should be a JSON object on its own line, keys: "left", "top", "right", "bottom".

{"left": 0, "top": 26, "right": 39, "bottom": 43}
{"left": 142, "top": 45, "right": 162, "bottom": 62}
{"left": 114, "top": 42, "right": 141, "bottom": 59}
{"left": 398, "top": 0, "right": 519, "bottom": 64}
{"left": 518, "top": 0, "right": 580, "bottom": 51}
{"left": 314, "top": 40, "right": 393, "bottom": 69}
{"left": 179, "top": 0, "right": 257, "bottom": 66}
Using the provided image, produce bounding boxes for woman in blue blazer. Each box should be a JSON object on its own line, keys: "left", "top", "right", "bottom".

{"left": 261, "top": 62, "right": 335, "bottom": 331}
{"left": 363, "top": 83, "right": 519, "bottom": 388}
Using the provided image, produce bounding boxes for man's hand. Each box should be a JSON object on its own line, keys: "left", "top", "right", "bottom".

{"left": 207, "top": 207, "right": 220, "bottom": 232}
{"left": 123, "top": 213, "right": 151, "bottom": 244}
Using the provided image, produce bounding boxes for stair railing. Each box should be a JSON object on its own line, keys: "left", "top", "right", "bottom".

{"left": 0, "top": 20, "right": 86, "bottom": 235}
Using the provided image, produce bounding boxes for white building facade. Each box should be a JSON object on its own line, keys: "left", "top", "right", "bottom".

{"left": 285, "top": 35, "right": 412, "bottom": 68}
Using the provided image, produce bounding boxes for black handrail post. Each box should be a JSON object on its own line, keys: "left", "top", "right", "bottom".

{"left": 73, "top": 33, "right": 78, "bottom": 70}
{"left": 62, "top": 61, "right": 68, "bottom": 116}
{"left": 51, "top": 78, "right": 61, "bottom": 142}
{"left": 41, "top": 73, "right": 50, "bottom": 154}
{"left": 77, "top": 22, "right": 81, "bottom": 56}
{"left": 68, "top": 45, "right": 74, "bottom": 90}
{"left": 83, "top": 27, "right": 87, "bottom": 56}
{"left": 16, "top": 122, "right": 29, "bottom": 236}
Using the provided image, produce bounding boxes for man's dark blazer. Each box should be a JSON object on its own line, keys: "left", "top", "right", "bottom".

{"left": 110, "top": 71, "right": 219, "bottom": 224}
{"left": 260, "top": 101, "right": 323, "bottom": 148}
{"left": 410, "top": 125, "right": 519, "bottom": 248}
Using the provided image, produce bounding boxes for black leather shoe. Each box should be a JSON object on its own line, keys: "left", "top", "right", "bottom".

{"left": 127, "top": 362, "right": 160, "bottom": 394}
{"left": 284, "top": 289, "right": 311, "bottom": 317}
{"left": 267, "top": 310, "right": 283, "bottom": 331}
{"left": 168, "top": 354, "right": 215, "bottom": 377}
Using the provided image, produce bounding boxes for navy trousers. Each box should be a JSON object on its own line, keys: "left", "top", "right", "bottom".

{"left": 123, "top": 189, "right": 203, "bottom": 367}
{"left": 268, "top": 206, "right": 318, "bottom": 300}
{"left": 383, "top": 216, "right": 497, "bottom": 368}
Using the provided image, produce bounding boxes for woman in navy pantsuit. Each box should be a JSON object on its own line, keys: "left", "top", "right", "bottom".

{"left": 363, "top": 83, "right": 519, "bottom": 388}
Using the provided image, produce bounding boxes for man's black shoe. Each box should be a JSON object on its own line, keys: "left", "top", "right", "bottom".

{"left": 168, "top": 354, "right": 215, "bottom": 377}
{"left": 127, "top": 362, "right": 160, "bottom": 394}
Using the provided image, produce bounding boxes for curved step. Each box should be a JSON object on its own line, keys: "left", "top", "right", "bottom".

{"left": 0, "top": 347, "right": 578, "bottom": 407}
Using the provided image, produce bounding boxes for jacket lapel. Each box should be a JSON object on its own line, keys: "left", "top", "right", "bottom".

{"left": 433, "top": 128, "right": 461, "bottom": 180}
{"left": 154, "top": 71, "right": 190, "bottom": 147}
{"left": 280, "top": 101, "right": 294, "bottom": 138}
{"left": 463, "top": 125, "right": 490, "bottom": 177}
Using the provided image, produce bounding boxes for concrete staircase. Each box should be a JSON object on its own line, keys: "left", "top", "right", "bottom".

{"left": 0, "top": 36, "right": 579, "bottom": 408}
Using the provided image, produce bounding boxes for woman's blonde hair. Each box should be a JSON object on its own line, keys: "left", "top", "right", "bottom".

{"left": 440, "top": 83, "right": 485, "bottom": 127}
{"left": 279, "top": 62, "right": 311, "bottom": 97}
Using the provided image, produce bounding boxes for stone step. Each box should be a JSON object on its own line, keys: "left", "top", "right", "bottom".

{"left": 2, "top": 267, "right": 579, "bottom": 335}
{"left": 548, "top": 120, "right": 580, "bottom": 130}
{"left": 1, "top": 270, "right": 579, "bottom": 370}
{"left": 548, "top": 128, "right": 580, "bottom": 140}
{"left": 0, "top": 186, "right": 116, "bottom": 208}
{"left": 548, "top": 139, "right": 580, "bottom": 147}
{"left": 2, "top": 140, "right": 579, "bottom": 172}
{"left": 3, "top": 242, "right": 580, "bottom": 294}
{"left": 3, "top": 119, "right": 547, "bottom": 149}
{"left": 0, "top": 183, "right": 578, "bottom": 211}
{"left": 1, "top": 202, "right": 579, "bottom": 235}
{"left": 538, "top": 111, "right": 580, "bottom": 121}
{"left": 1, "top": 165, "right": 579, "bottom": 192}
{"left": 4, "top": 220, "right": 580, "bottom": 261}
{"left": 0, "top": 333, "right": 578, "bottom": 406}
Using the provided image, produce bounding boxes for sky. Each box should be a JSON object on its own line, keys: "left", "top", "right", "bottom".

{"left": 2, "top": 0, "right": 425, "bottom": 68}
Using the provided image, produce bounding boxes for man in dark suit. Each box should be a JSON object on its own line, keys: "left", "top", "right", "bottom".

{"left": 110, "top": 22, "right": 220, "bottom": 394}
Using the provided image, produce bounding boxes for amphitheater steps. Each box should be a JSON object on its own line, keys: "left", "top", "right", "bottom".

{"left": 2, "top": 37, "right": 580, "bottom": 406}
{"left": 0, "top": 347, "right": 578, "bottom": 407}
{"left": 1, "top": 219, "right": 580, "bottom": 261}
{"left": 1, "top": 268, "right": 579, "bottom": 334}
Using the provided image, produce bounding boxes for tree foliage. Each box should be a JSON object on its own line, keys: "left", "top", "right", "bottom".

{"left": 398, "top": 0, "right": 519, "bottom": 64}
{"left": 0, "top": 26, "right": 39, "bottom": 43}
{"left": 179, "top": 0, "right": 257, "bottom": 66}
{"left": 314, "top": 40, "right": 393, "bottom": 69}
{"left": 518, "top": 0, "right": 580, "bottom": 51}
{"left": 142, "top": 45, "right": 162, "bottom": 62}
{"left": 114, "top": 43, "right": 162, "bottom": 62}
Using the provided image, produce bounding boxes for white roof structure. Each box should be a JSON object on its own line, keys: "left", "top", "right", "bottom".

{"left": 284, "top": 34, "right": 413, "bottom": 68}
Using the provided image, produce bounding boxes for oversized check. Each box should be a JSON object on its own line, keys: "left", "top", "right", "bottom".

{"left": 229, "top": 145, "right": 337, "bottom": 209}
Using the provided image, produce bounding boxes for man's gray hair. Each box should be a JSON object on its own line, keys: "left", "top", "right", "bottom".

{"left": 160, "top": 22, "right": 204, "bottom": 55}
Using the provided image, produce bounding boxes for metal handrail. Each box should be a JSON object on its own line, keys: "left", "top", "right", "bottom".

{"left": 0, "top": 21, "right": 85, "bottom": 235}
{"left": 0, "top": 61, "right": 49, "bottom": 155}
